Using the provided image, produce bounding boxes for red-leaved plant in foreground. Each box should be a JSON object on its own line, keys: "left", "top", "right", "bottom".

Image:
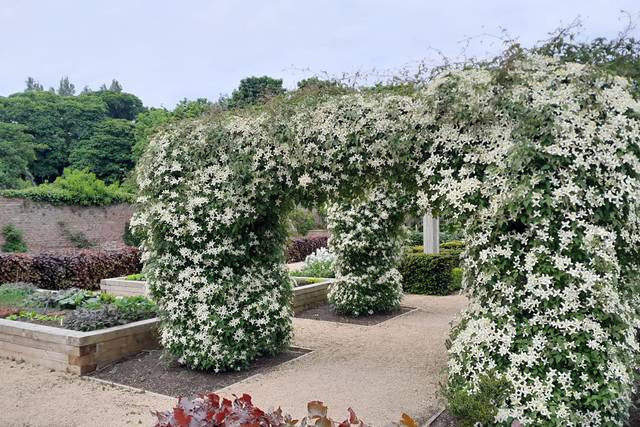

{"left": 153, "top": 393, "right": 418, "bottom": 427}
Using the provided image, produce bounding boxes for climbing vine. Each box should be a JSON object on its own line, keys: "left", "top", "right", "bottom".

{"left": 134, "top": 53, "right": 640, "bottom": 425}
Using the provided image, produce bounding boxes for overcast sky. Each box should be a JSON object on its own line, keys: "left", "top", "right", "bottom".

{"left": 1, "top": 1, "right": 638, "bottom": 108}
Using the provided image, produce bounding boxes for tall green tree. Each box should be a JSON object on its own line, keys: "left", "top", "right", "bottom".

{"left": 226, "top": 76, "right": 285, "bottom": 108}
{"left": 25, "top": 77, "right": 43, "bottom": 92}
{"left": 69, "top": 118, "right": 135, "bottom": 183}
{"left": 0, "top": 91, "right": 107, "bottom": 182}
{"left": 0, "top": 123, "right": 36, "bottom": 189}
{"left": 85, "top": 90, "right": 145, "bottom": 120}
{"left": 57, "top": 76, "right": 76, "bottom": 96}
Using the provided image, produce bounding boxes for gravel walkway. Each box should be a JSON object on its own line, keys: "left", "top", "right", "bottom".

{"left": 0, "top": 294, "right": 467, "bottom": 427}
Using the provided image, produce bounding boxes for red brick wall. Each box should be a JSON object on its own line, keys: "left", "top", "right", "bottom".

{"left": 0, "top": 197, "right": 134, "bottom": 253}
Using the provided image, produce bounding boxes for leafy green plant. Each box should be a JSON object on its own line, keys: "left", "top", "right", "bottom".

{"left": 125, "top": 273, "right": 145, "bottom": 281}
{"left": 399, "top": 252, "right": 460, "bottom": 295}
{"left": 0, "top": 282, "right": 34, "bottom": 307}
{"left": 7, "top": 310, "right": 63, "bottom": 323}
{"left": 444, "top": 372, "right": 512, "bottom": 427}
{"left": 287, "top": 207, "right": 316, "bottom": 237}
{"left": 1, "top": 224, "right": 28, "bottom": 253}
{"left": 450, "top": 267, "right": 463, "bottom": 292}
{"left": 61, "top": 295, "right": 156, "bottom": 331}
{"left": 1, "top": 168, "right": 133, "bottom": 206}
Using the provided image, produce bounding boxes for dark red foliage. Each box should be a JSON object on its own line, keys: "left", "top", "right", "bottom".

{"left": 286, "top": 236, "right": 328, "bottom": 263}
{"left": 0, "top": 247, "right": 141, "bottom": 290}
{"left": 152, "top": 393, "right": 298, "bottom": 427}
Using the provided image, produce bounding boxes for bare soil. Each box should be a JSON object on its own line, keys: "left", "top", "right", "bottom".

{"left": 89, "top": 347, "right": 311, "bottom": 397}
{"left": 295, "top": 303, "right": 415, "bottom": 326}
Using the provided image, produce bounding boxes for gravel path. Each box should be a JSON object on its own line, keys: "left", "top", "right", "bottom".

{"left": 0, "top": 294, "right": 467, "bottom": 427}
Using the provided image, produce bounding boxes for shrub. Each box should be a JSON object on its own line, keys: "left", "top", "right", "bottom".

{"left": 153, "top": 393, "right": 417, "bottom": 427}
{"left": 0, "top": 168, "right": 133, "bottom": 206}
{"left": 287, "top": 206, "right": 317, "bottom": 237}
{"left": 399, "top": 252, "right": 460, "bottom": 295}
{"left": 444, "top": 372, "right": 513, "bottom": 427}
{"left": 451, "top": 267, "right": 463, "bottom": 292}
{"left": 440, "top": 240, "right": 465, "bottom": 250}
{"left": 406, "top": 229, "right": 423, "bottom": 246}
{"left": 1, "top": 224, "right": 28, "bottom": 253}
{"left": 286, "top": 236, "right": 328, "bottom": 263}
{"left": 0, "top": 247, "right": 141, "bottom": 289}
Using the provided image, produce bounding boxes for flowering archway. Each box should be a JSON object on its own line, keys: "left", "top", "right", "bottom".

{"left": 134, "top": 54, "right": 640, "bottom": 425}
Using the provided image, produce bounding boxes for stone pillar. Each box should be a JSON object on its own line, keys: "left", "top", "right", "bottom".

{"left": 423, "top": 213, "right": 439, "bottom": 254}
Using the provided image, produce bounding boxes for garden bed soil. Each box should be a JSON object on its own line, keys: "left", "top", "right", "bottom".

{"left": 295, "top": 303, "right": 415, "bottom": 326}
{"left": 89, "top": 347, "right": 311, "bottom": 397}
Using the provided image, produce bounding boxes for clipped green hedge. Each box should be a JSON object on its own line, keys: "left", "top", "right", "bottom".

{"left": 399, "top": 251, "right": 461, "bottom": 295}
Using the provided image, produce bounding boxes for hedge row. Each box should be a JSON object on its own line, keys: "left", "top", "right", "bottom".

{"left": 286, "top": 236, "right": 328, "bottom": 263}
{"left": 399, "top": 249, "right": 462, "bottom": 295}
{"left": 0, "top": 248, "right": 141, "bottom": 290}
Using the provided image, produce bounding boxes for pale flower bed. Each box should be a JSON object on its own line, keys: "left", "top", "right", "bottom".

{"left": 134, "top": 54, "right": 640, "bottom": 425}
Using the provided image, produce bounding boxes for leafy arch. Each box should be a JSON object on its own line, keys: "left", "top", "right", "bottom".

{"left": 134, "top": 54, "right": 640, "bottom": 425}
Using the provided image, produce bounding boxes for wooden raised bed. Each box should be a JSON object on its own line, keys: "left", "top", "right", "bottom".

{"left": 0, "top": 317, "right": 159, "bottom": 375}
{"left": 101, "top": 277, "right": 335, "bottom": 314}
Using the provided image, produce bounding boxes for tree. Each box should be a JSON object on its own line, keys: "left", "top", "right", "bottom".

{"left": 109, "top": 79, "right": 123, "bottom": 93}
{"left": 226, "top": 76, "right": 285, "bottom": 108}
{"left": 0, "top": 91, "right": 107, "bottom": 182}
{"left": 25, "top": 77, "right": 43, "bottom": 92}
{"left": 69, "top": 118, "right": 135, "bottom": 183}
{"left": 0, "top": 123, "right": 35, "bottom": 189}
{"left": 86, "top": 91, "right": 145, "bottom": 120}
{"left": 57, "top": 76, "right": 76, "bottom": 96}
{"left": 132, "top": 99, "right": 212, "bottom": 160}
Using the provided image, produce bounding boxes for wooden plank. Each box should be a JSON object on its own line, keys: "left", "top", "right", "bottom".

{"left": 0, "top": 340, "right": 68, "bottom": 364}
{"left": 69, "top": 318, "right": 159, "bottom": 346}
{"left": 0, "top": 333, "right": 78, "bottom": 355}
{"left": 0, "top": 319, "right": 84, "bottom": 345}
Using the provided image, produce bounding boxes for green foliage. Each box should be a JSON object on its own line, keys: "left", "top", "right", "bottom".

{"left": 1, "top": 168, "right": 133, "bottom": 206}
{"left": 0, "top": 122, "right": 36, "bottom": 189}
{"left": 399, "top": 252, "right": 460, "bottom": 295}
{"left": 69, "top": 119, "right": 136, "bottom": 183}
{"left": 287, "top": 207, "right": 316, "bottom": 236}
{"left": 86, "top": 91, "right": 145, "bottom": 120}
{"left": 57, "top": 76, "right": 75, "bottom": 96}
{"left": 440, "top": 240, "right": 465, "bottom": 250}
{"left": 0, "top": 90, "right": 108, "bottom": 182}
{"left": 0, "top": 282, "right": 34, "bottom": 307}
{"left": 7, "top": 310, "right": 63, "bottom": 323}
{"left": 444, "top": 373, "right": 512, "bottom": 427}
{"left": 406, "top": 229, "right": 423, "bottom": 246}
{"left": 131, "top": 99, "right": 212, "bottom": 160}
{"left": 123, "top": 221, "right": 144, "bottom": 247}
{"left": 535, "top": 31, "right": 640, "bottom": 98}
{"left": 1, "top": 224, "right": 28, "bottom": 253}
{"left": 61, "top": 295, "right": 156, "bottom": 331}
{"left": 226, "top": 76, "right": 285, "bottom": 108}
{"left": 125, "top": 273, "right": 145, "bottom": 281}
{"left": 451, "top": 267, "right": 463, "bottom": 291}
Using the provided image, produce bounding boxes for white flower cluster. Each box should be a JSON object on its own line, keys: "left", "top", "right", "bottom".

{"left": 303, "top": 247, "right": 335, "bottom": 266}
{"left": 327, "top": 184, "right": 408, "bottom": 315}
{"left": 134, "top": 53, "right": 640, "bottom": 424}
